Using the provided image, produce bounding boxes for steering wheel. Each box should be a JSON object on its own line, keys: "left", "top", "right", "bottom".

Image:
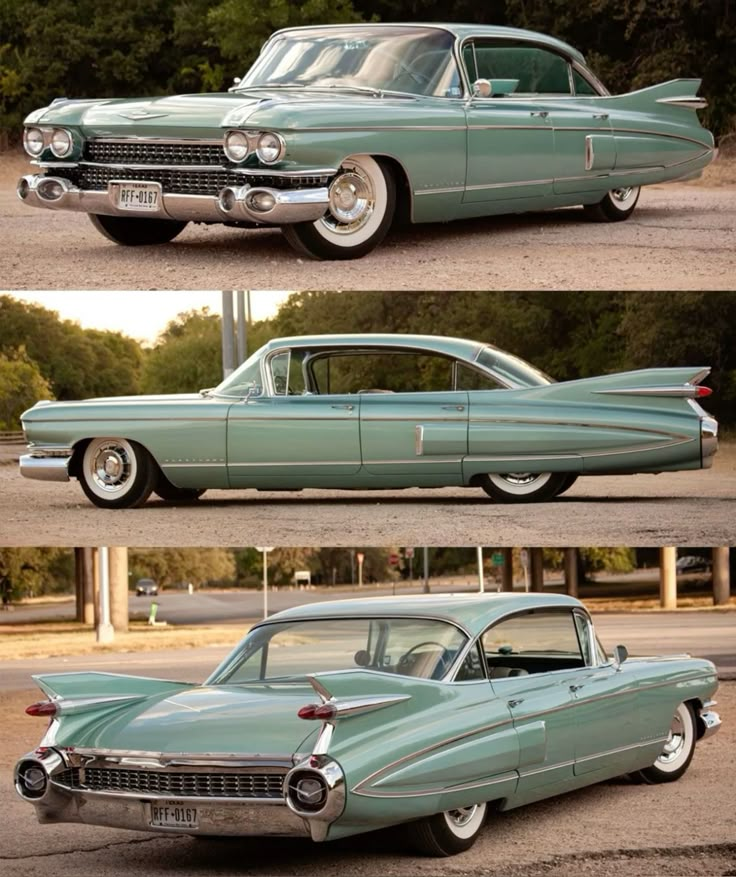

{"left": 398, "top": 641, "right": 451, "bottom": 678}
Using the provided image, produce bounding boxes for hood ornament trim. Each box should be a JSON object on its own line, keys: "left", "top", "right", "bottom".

{"left": 117, "top": 110, "right": 170, "bottom": 121}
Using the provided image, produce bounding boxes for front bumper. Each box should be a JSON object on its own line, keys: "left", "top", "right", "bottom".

{"left": 17, "top": 173, "right": 330, "bottom": 225}
{"left": 698, "top": 702, "right": 721, "bottom": 739}
{"left": 20, "top": 453, "right": 71, "bottom": 482}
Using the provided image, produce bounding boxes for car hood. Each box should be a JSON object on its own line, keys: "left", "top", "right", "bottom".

{"left": 26, "top": 89, "right": 445, "bottom": 137}
{"left": 55, "top": 684, "right": 318, "bottom": 756}
{"left": 20, "top": 393, "right": 218, "bottom": 424}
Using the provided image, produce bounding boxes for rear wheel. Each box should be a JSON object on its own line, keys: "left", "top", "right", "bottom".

{"left": 583, "top": 186, "right": 640, "bottom": 222}
{"left": 405, "top": 802, "right": 487, "bottom": 856}
{"left": 631, "top": 702, "right": 696, "bottom": 783}
{"left": 89, "top": 214, "right": 188, "bottom": 245}
{"left": 554, "top": 474, "right": 579, "bottom": 497}
{"left": 78, "top": 437, "right": 156, "bottom": 509}
{"left": 282, "top": 154, "right": 395, "bottom": 260}
{"left": 479, "top": 472, "right": 569, "bottom": 503}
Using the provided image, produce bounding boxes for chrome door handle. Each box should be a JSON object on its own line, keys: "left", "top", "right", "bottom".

{"left": 441, "top": 405, "right": 465, "bottom": 411}
{"left": 507, "top": 699, "right": 524, "bottom": 708}
{"left": 530, "top": 110, "right": 549, "bottom": 117}
{"left": 592, "top": 113, "right": 609, "bottom": 119}
{"left": 331, "top": 404, "right": 354, "bottom": 411}
{"left": 569, "top": 684, "right": 584, "bottom": 692}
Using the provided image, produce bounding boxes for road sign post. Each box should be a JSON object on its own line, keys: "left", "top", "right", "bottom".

{"left": 357, "top": 552, "right": 365, "bottom": 588}
{"left": 255, "top": 547, "right": 274, "bottom": 619}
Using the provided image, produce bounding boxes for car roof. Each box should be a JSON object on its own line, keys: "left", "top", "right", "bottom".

{"left": 272, "top": 23, "right": 586, "bottom": 65}
{"left": 263, "top": 333, "right": 485, "bottom": 362}
{"left": 260, "top": 592, "right": 585, "bottom": 637}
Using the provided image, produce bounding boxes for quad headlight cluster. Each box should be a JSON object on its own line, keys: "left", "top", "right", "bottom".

{"left": 23, "top": 126, "right": 75, "bottom": 159}
{"left": 223, "top": 129, "right": 285, "bottom": 165}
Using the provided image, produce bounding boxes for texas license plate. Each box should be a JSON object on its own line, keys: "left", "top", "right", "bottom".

{"left": 148, "top": 800, "right": 198, "bottom": 829}
{"left": 113, "top": 181, "right": 161, "bottom": 211}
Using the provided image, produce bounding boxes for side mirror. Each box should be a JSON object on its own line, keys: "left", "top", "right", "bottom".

{"left": 472, "top": 78, "right": 493, "bottom": 98}
{"left": 612, "top": 644, "right": 628, "bottom": 670}
{"left": 245, "top": 384, "right": 263, "bottom": 400}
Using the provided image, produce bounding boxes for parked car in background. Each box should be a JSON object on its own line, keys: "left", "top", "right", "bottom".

{"left": 17, "top": 23, "right": 713, "bottom": 260}
{"left": 676, "top": 555, "right": 712, "bottom": 573}
{"left": 134, "top": 578, "right": 158, "bottom": 596}
{"left": 15, "top": 593, "right": 721, "bottom": 856}
{"left": 19, "top": 333, "right": 718, "bottom": 508}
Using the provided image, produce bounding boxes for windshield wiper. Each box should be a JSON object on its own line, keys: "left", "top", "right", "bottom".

{"left": 313, "top": 84, "right": 417, "bottom": 99}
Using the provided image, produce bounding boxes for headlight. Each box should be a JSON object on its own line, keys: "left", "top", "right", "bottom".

{"left": 23, "top": 127, "right": 45, "bottom": 157}
{"left": 224, "top": 130, "right": 249, "bottom": 162}
{"left": 50, "top": 128, "right": 73, "bottom": 158}
{"left": 256, "top": 132, "right": 284, "bottom": 165}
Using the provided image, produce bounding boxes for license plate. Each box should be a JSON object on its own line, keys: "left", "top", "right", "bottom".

{"left": 148, "top": 800, "right": 198, "bottom": 829}
{"left": 113, "top": 181, "right": 161, "bottom": 211}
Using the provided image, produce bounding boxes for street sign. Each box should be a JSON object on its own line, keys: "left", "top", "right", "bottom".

{"left": 492, "top": 553, "right": 504, "bottom": 566}
{"left": 389, "top": 553, "right": 399, "bottom": 566}
{"left": 405, "top": 547, "right": 415, "bottom": 559}
{"left": 520, "top": 549, "right": 529, "bottom": 569}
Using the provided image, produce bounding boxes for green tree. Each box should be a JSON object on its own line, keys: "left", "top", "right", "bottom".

{"left": 129, "top": 548, "right": 236, "bottom": 587}
{"left": 141, "top": 308, "right": 223, "bottom": 394}
{"left": 0, "top": 548, "right": 73, "bottom": 598}
{"left": 0, "top": 349, "right": 53, "bottom": 429}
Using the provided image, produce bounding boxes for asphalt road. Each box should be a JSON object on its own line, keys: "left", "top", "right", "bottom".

{"left": 1, "top": 609, "right": 734, "bottom": 688}
{"left": 1, "top": 656, "right": 734, "bottom": 876}
{"left": 2, "top": 150, "right": 735, "bottom": 289}
{"left": 1, "top": 455, "right": 734, "bottom": 546}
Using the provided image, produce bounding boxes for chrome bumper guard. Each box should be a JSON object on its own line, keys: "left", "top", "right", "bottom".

{"left": 701, "top": 416, "right": 718, "bottom": 468}
{"left": 17, "top": 173, "right": 329, "bottom": 225}
{"left": 20, "top": 453, "right": 71, "bottom": 482}
{"left": 698, "top": 703, "right": 721, "bottom": 740}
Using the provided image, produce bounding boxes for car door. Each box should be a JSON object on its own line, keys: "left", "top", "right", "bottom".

{"left": 226, "top": 348, "right": 361, "bottom": 485}
{"left": 566, "top": 611, "right": 642, "bottom": 777}
{"left": 482, "top": 610, "right": 585, "bottom": 799}
{"left": 462, "top": 38, "right": 555, "bottom": 203}
{"left": 360, "top": 391, "right": 468, "bottom": 479}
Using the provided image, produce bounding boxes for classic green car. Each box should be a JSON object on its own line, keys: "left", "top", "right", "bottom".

{"left": 15, "top": 593, "right": 721, "bottom": 856}
{"left": 17, "top": 23, "right": 714, "bottom": 259}
{"left": 19, "top": 333, "right": 718, "bottom": 508}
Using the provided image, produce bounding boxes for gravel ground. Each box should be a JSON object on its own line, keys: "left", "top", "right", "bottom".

{"left": 0, "top": 447, "right": 733, "bottom": 546}
{"left": 1, "top": 682, "right": 734, "bottom": 876}
{"left": 2, "top": 152, "right": 735, "bottom": 290}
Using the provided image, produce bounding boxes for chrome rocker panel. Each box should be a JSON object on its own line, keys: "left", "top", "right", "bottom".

{"left": 17, "top": 174, "right": 330, "bottom": 225}
{"left": 20, "top": 453, "right": 71, "bottom": 482}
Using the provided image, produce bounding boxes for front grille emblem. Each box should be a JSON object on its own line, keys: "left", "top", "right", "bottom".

{"left": 117, "top": 111, "right": 169, "bottom": 121}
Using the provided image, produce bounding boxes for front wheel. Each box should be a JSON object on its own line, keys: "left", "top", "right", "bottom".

{"left": 78, "top": 437, "right": 156, "bottom": 509}
{"left": 282, "top": 154, "right": 396, "bottom": 260}
{"left": 631, "top": 702, "right": 696, "bottom": 783}
{"left": 479, "top": 472, "right": 570, "bottom": 503}
{"left": 583, "top": 186, "right": 641, "bottom": 222}
{"left": 89, "top": 214, "right": 188, "bottom": 245}
{"left": 405, "top": 802, "right": 487, "bottom": 856}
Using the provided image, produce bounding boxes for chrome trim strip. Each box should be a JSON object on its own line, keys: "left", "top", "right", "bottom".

{"left": 414, "top": 185, "right": 465, "bottom": 196}
{"left": 161, "top": 462, "right": 226, "bottom": 469}
{"left": 88, "top": 137, "right": 224, "bottom": 145}
{"left": 575, "top": 736, "right": 670, "bottom": 765}
{"left": 465, "top": 178, "right": 553, "bottom": 191}
{"left": 468, "top": 416, "right": 691, "bottom": 440}
{"left": 69, "top": 747, "right": 294, "bottom": 766}
{"left": 415, "top": 425, "right": 424, "bottom": 456}
{"left": 465, "top": 438, "right": 694, "bottom": 464}
{"left": 227, "top": 460, "right": 361, "bottom": 468}
{"left": 363, "top": 457, "right": 463, "bottom": 465}
{"left": 52, "top": 786, "right": 289, "bottom": 805}
{"left": 593, "top": 385, "right": 705, "bottom": 397}
{"left": 584, "top": 135, "right": 594, "bottom": 172}
{"left": 289, "top": 125, "right": 468, "bottom": 133}
{"left": 80, "top": 161, "right": 229, "bottom": 171}
{"left": 353, "top": 770, "right": 518, "bottom": 799}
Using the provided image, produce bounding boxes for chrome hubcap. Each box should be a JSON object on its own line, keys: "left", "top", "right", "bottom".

{"left": 502, "top": 472, "right": 538, "bottom": 485}
{"left": 658, "top": 712, "right": 685, "bottom": 764}
{"left": 447, "top": 805, "right": 478, "bottom": 828}
{"left": 92, "top": 444, "right": 132, "bottom": 491}
{"left": 611, "top": 186, "right": 637, "bottom": 205}
{"left": 323, "top": 168, "right": 375, "bottom": 233}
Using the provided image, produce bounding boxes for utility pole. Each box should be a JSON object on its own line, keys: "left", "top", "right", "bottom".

{"left": 660, "top": 547, "right": 677, "bottom": 609}
{"left": 500, "top": 548, "right": 514, "bottom": 592}
{"left": 221, "top": 291, "right": 236, "bottom": 378}
{"left": 236, "top": 290, "right": 247, "bottom": 364}
{"left": 563, "top": 548, "right": 579, "bottom": 598}
{"left": 256, "top": 547, "right": 274, "bottom": 619}
{"left": 422, "top": 547, "right": 430, "bottom": 593}
{"left": 96, "top": 547, "right": 114, "bottom": 644}
{"left": 712, "top": 547, "right": 730, "bottom": 605}
{"left": 477, "top": 546, "right": 485, "bottom": 592}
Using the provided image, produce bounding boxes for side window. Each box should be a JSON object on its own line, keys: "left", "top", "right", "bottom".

{"left": 573, "top": 68, "right": 598, "bottom": 96}
{"left": 464, "top": 40, "right": 572, "bottom": 95}
{"left": 269, "top": 350, "right": 306, "bottom": 396}
{"left": 481, "top": 610, "right": 585, "bottom": 675}
{"left": 573, "top": 613, "right": 593, "bottom": 665}
{"left": 455, "top": 643, "right": 486, "bottom": 681}
{"left": 456, "top": 362, "right": 504, "bottom": 391}
{"left": 309, "top": 351, "right": 457, "bottom": 394}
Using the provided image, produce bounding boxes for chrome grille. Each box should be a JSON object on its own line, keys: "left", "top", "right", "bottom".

{"left": 85, "top": 141, "right": 225, "bottom": 166}
{"left": 55, "top": 766, "right": 285, "bottom": 799}
{"left": 63, "top": 166, "right": 330, "bottom": 195}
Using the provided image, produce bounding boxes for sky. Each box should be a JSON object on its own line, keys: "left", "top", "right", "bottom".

{"left": 8, "top": 290, "right": 293, "bottom": 345}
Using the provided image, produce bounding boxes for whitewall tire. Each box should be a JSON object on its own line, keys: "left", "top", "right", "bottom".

{"left": 78, "top": 437, "right": 156, "bottom": 509}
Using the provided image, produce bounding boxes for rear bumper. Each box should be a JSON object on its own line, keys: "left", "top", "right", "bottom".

{"left": 17, "top": 173, "right": 330, "bottom": 225}
{"left": 19, "top": 453, "right": 71, "bottom": 482}
{"left": 701, "top": 416, "right": 718, "bottom": 468}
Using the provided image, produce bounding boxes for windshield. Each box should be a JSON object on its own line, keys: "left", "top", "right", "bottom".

{"left": 212, "top": 344, "right": 267, "bottom": 397}
{"left": 239, "top": 27, "right": 462, "bottom": 98}
{"left": 476, "top": 346, "right": 554, "bottom": 388}
{"left": 207, "top": 616, "right": 468, "bottom": 683}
